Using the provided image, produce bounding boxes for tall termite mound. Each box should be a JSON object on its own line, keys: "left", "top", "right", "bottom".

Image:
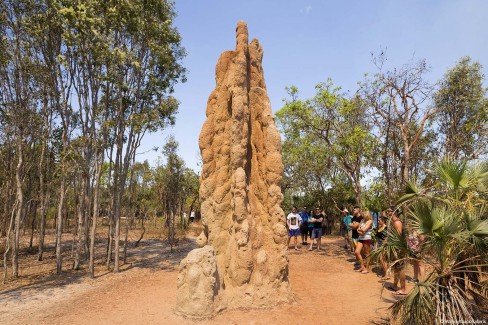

{"left": 176, "top": 21, "right": 291, "bottom": 318}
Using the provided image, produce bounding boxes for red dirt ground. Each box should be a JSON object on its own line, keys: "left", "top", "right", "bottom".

{"left": 1, "top": 234, "right": 415, "bottom": 324}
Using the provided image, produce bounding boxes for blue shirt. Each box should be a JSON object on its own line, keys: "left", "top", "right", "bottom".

{"left": 342, "top": 214, "right": 352, "bottom": 231}
{"left": 299, "top": 211, "right": 310, "bottom": 223}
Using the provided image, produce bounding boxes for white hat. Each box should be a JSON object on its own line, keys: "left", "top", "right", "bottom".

{"left": 343, "top": 209, "right": 349, "bottom": 213}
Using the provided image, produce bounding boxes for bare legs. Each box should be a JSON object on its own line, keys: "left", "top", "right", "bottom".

{"left": 363, "top": 242, "right": 371, "bottom": 273}
{"left": 309, "top": 235, "right": 321, "bottom": 251}
{"left": 354, "top": 241, "right": 371, "bottom": 273}
{"left": 287, "top": 235, "right": 299, "bottom": 250}
{"left": 355, "top": 241, "right": 364, "bottom": 271}
{"left": 380, "top": 253, "right": 390, "bottom": 280}
{"left": 411, "top": 259, "right": 425, "bottom": 281}
{"left": 392, "top": 264, "right": 407, "bottom": 295}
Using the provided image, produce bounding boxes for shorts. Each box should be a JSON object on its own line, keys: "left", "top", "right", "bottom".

{"left": 300, "top": 225, "right": 308, "bottom": 234}
{"left": 288, "top": 228, "right": 300, "bottom": 237}
{"left": 394, "top": 260, "right": 406, "bottom": 270}
{"left": 359, "top": 239, "right": 373, "bottom": 245}
{"left": 311, "top": 228, "right": 323, "bottom": 239}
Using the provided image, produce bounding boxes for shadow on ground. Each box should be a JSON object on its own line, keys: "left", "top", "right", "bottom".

{"left": 0, "top": 236, "right": 197, "bottom": 301}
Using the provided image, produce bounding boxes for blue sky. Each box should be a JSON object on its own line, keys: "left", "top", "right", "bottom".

{"left": 138, "top": 0, "right": 488, "bottom": 172}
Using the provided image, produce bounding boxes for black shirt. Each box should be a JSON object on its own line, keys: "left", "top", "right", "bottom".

{"left": 351, "top": 215, "right": 364, "bottom": 239}
{"left": 312, "top": 215, "right": 323, "bottom": 228}
{"left": 376, "top": 226, "right": 387, "bottom": 241}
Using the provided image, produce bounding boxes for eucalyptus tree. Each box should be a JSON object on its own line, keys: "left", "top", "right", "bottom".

{"left": 102, "top": 0, "right": 185, "bottom": 272}
{"left": 53, "top": 0, "right": 185, "bottom": 274}
{"left": 156, "top": 137, "right": 185, "bottom": 251}
{"left": 434, "top": 56, "right": 488, "bottom": 159}
{"left": 0, "top": 0, "right": 46, "bottom": 279}
{"left": 276, "top": 81, "right": 374, "bottom": 206}
{"left": 361, "top": 55, "right": 439, "bottom": 201}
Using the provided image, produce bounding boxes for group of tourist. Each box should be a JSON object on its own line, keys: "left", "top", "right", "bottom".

{"left": 286, "top": 206, "right": 333, "bottom": 251}
{"left": 286, "top": 204, "right": 425, "bottom": 296}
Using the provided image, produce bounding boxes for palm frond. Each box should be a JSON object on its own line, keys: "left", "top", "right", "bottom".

{"left": 397, "top": 179, "right": 420, "bottom": 204}
{"left": 436, "top": 158, "right": 468, "bottom": 191}
{"left": 390, "top": 281, "right": 435, "bottom": 325}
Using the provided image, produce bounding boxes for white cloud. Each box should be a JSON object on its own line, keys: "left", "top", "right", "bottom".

{"left": 300, "top": 5, "right": 312, "bottom": 14}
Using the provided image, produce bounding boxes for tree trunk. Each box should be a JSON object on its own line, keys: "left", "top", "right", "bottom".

{"left": 56, "top": 178, "right": 66, "bottom": 274}
{"left": 12, "top": 138, "right": 24, "bottom": 278}
{"left": 354, "top": 178, "right": 362, "bottom": 206}
{"left": 29, "top": 200, "right": 38, "bottom": 248}
{"left": 84, "top": 179, "right": 91, "bottom": 261}
{"left": 123, "top": 211, "right": 130, "bottom": 264}
{"left": 134, "top": 213, "right": 145, "bottom": 247}
{"left": 113, "top": 197, "right": 121, "bottom": 272}
{"left": 73, "top": 176, "right": 86, "bottom": 270}
{"left": 37, "top": 193, "right": 49, "bottom": 261}
{"left": 89, "top": 156, "right": 104, "bottom": 278}
{"left": 106, "top": 142, "right": 116, "bottom": 269}
{"left": 168, "top": 210, "right": 173, "bottom": 253}
{"left": 3, "top": 204, "right": 16, "bottom": 284}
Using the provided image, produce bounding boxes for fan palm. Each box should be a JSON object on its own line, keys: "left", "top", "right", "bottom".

{"left": 372, "top": 158, "right": 488, "bottom": 324}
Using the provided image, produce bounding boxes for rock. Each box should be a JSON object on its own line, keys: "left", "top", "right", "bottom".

{"left": 176, "top": 21, "right": 292, "bottom": 317}
{"left": 175, "top": 246, "right": 217, "bottom": 318}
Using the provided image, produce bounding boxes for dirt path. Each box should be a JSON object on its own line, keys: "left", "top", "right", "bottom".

{"left": 1, "top": 236, "right": 402, "bottom": 324}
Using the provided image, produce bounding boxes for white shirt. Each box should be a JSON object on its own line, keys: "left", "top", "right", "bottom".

{"left": 287, "top": 213, "right": 302, "bottom": 230}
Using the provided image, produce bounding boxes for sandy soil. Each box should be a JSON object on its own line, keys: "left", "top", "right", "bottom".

{"left": 0, "top": 234, "right": 410, "bottom": 325}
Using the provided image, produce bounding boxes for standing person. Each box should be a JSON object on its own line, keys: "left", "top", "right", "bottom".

{"left": 341, "top": 209, "right": 353, "bottom": 250}
{"left": 375, "top": 215, "right": 390, "bottom": 280}
{"left": 307, "top": 209, "right": 314, "bottom": 240}
{"left": 287, "top": 206, "right": 302, "bottom": 250}
{"left": 299, "top": 207, "right": 310, "bottom": 245}
{"left": 356, "top": 210, "right": 374, "bottom": 274}
{"left": 309, "top": 207, "right": 324, "bottom": 251}
{"left": 189, "top": 211, "right": 195, "bottom": 223}
{"left": 349, "top": 205, "right": 364, "bottom": 258}
{"left": 407, "top": 229, "right": 425, "bottom": 283}
{"left": 386, "top": 206, "right": 407, "bottom": 296}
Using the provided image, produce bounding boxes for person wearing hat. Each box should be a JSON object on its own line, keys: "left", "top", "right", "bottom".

{"left": 341, "top": 208, "right": 352, "bottom": 250}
